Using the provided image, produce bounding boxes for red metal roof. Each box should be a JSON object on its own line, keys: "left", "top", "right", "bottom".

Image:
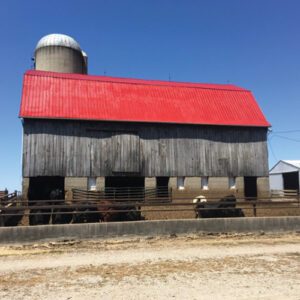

{"left": 19, "top": 70, "right": 270, "bottom": 127}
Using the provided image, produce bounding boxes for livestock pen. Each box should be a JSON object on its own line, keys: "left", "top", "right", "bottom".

{"left": 0, "top": 187, "right": 299, "bottom": 226}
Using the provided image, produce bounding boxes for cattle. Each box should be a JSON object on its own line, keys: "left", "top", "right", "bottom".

{"left": 193, "top": 194, "right": 244, "bottom": 218}
{"left": 29, "top": 188, "right": 142, "bottom": 225}
{"left": 29, "top": 188, "right": 72, "bottom": 225}
{"left": 91, "top": 200, "right": 142, "bottom": 222}
{"left": 29, "top": 201, "right": 51, "bottom": 225}
{"left": 50, "top": 189, "right": 73, "bottom": 224}
{"left": 71, "top": 200, "right": 142, "bottom": 223}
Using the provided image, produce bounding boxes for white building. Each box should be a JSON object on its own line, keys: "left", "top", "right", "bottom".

{"left": 269, "top": 160, "right": 300, "bottom": 192}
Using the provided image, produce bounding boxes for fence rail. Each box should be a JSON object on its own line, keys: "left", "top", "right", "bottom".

{"left": 0, "top": 188, "right": 299, "bottom": 226}
{"left": 72, "top": 187, "right": 172, "bottom": 202}
{"left": 271, "top": 189, "right": 299, "bottom": 198}
{"left": 0, "top": 191, "right": 21, "bottom": 226}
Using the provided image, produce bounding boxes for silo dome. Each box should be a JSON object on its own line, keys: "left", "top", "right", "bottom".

{"left": 34, "top": 33, "right": 88, "bottom": 74}
{"left": 35, "top": 34, "right": 82, "bottom": 52}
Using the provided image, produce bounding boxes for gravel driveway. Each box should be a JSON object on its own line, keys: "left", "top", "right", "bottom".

{"left": 0, "top": 233, "right": 299, "bottom": 299}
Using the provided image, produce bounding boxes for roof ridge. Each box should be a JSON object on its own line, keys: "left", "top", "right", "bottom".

{"left": 280, "top": 160, "right": 300, "bottom": 169}
{"left": 282, "top": 159, "right": 300, "bottom": 162}
{"left": 25, "top": 70, "right": 250, "bottom": 92}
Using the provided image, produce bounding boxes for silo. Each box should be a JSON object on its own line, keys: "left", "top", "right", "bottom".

{"left": 34, "top": 33, "right": 88, "bottom": 74}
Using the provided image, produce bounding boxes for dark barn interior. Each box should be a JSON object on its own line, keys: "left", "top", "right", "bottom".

{"left": 244, "top": 176, "right": 258, "bottom": 198}
{"left": 105, "top": 176, "right": 145, "bottom": 199}
{"left": 283, "top": 172, "right": 299, "bottom": 191}
{"left": 28, "top": 177, "right": 65, "bottom": 225}
{"left": 156, "top": 177, "right": 170, "bottom": 198}
{"left": 105, "top": 176, "right": 145, "bottom": 189}
{"left": 28, "top": 177, "right": 64, "bottom": 200}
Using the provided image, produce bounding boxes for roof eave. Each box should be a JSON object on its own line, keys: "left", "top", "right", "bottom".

{"left": 20, "top": 115, "right": 270, "bottom": 128}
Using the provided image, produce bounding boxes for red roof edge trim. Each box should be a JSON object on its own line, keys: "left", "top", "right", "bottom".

{"left": 19, "top": 115, "right": 270, "bottom": 128}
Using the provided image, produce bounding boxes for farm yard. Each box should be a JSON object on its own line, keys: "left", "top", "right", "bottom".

{"left": 1, "top": 25, "right": 300, "bottom": 300}
{"left": 0, "top": 233, "right": 299, "bottom": 299}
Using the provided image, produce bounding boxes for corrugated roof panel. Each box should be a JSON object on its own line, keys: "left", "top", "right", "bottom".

{"left": 282, "top": 160, "right": 300, "bottom": 169}
{"left": 19, "top": 70, "right": 270, "bottom": 127}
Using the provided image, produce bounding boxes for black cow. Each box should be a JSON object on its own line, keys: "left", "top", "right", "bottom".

{"left": 50, "top": 189, "right": 73, "bottom": 224}
{"left": 194, "top": 194, "right": 244, "bottom": 218}
{"left": 29, "top": 188, "right": 73, "bottom": 225}
{"left": 29, "top": 201, "right": 51, "bottom": 225}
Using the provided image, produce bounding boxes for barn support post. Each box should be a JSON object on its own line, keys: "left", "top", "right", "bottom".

{"left": 96, "top": 177, "right": 105, "bottom": 190}
{"left": 253, "top": 203, "right": 257, "bottom": 217}
{"left": 19, "top": 178, "right": 30, "bottom": 226}
{"left": 257, "top": 177, "right": 270, "bottom": 199}
{"left": 145, "top": 177, "right": 156, "bottom": 189}
{"left": 65, "top": 177, "right": 88, "bottom": 202}
{"left": 22, "top": 178, "right": 30, "bottom": 202}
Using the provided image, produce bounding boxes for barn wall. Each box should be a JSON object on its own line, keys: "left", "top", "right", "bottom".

{"left": 167, "top": 176, "right": 268, "bottom": 199}
{"left": 269, "top": 174, "right": 283, "bottom": 191}
{"left": 22, "top": 175, "right": 269, "bottom": 200}
{"left": 22, "top": 119, "right": 269, "bottom": 177}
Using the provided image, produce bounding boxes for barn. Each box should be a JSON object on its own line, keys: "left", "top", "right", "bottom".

{"left": 19, "top": 34, "right": 270, "bottom": 203}
{"left": 269, "top": 160, "right": 300, "bottom": 193}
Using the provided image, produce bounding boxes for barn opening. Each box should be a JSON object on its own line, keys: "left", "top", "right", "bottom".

{"left": 105, "top": 176, "right": 145, "bottom": 199}
{"left": 283, "top": 172, "right": 299, "bottom": 191}
{"left": 156, "top": 177, "right": 169, "bottom": 198}
{"left": 28, "top": 176, "right": 65, "bottom": 200}
{"left": 244, "top": 176, "right": 257, "bottom": 198}
{"left": 28, "top": 176, "right": 65, "bottom": 225}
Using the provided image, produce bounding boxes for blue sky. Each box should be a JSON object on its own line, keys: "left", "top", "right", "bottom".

{"left": 0, "top": 0, "right": 300, "bottom": 191}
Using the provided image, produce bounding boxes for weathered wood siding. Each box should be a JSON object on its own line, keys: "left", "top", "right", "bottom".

{"left": 22, "top": 119, "right": 269, "bottom": 177}
{"left": 111, "top": 132, "right": 140, "bottom": 173}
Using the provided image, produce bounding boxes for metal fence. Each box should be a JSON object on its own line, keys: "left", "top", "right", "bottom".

{"left": 0, "top": 191, "right": 21, "bottom": 226}
{"left": 0, "top": 188, "right": 299, "bottom": 226}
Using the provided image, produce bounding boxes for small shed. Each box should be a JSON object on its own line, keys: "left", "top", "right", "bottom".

{"left": 269, "top": 160, "right": 300, "bottom": 192}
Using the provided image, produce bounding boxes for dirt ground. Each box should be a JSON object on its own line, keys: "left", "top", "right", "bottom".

{"left": 0, "top": 233, "right": 299, "bottom": 300}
